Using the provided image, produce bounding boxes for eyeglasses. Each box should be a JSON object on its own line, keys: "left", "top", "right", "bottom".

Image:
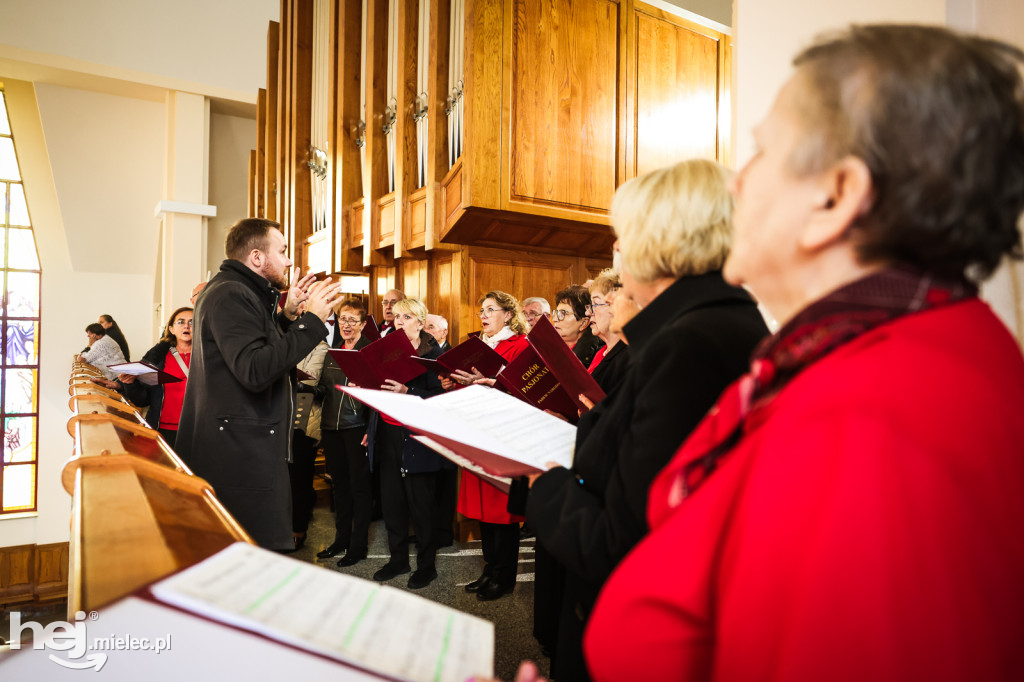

{"left": 337, "top": 316, "right": 361, "bottom": 327}
{"left": 173, "top": 319, "right": 193, "bottom": 327}
{"left": 584, "top": 302, "right": 611, "bottom": 316}
{"left": 478, "top": 307, "right": 504, "bottom": 317}
{"left": 523, "top": 311, "right": 544, "bottom": 320}
{"left": 551, "top": 309, "right": 578, "bottom": 322}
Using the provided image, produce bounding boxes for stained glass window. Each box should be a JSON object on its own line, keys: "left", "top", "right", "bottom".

{"left": 1, "top": 86, "right": 41, "bottom": 515}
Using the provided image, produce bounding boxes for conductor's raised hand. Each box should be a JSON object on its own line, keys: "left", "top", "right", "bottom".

{"left": 306, "top": 278, "right": 348, "bottom": 322}
{"left": 282, "top": 269, "right": 318, "bottom": 320}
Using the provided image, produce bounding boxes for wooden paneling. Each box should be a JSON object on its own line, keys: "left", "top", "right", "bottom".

{"left": 398, "top": 257, "right": 429, "bottom": 300}
{"left": 629, "top": 3, "right": 726, "bottom": 177}
{"left": 463, "top": 0, "right": 503, "bottom": 209}
{"left": 349, "top": 199, "right": 365, "bottom": 248}
{"left": 0, "top": 544, "right": 34, "bottom": 604}
{"left": 441, "top": 158, "right": 464, "bottom": 233}
{"left": 507, "top": 0, "right": 620, "bottom": 213}
{"left": 267, "top": 21, "right": 280, "bottom": 221}
{"left": 363, "top": 0, "right": 391, "bottom": 267}
{"left": 289, "top": 0, "right": 315, "bottom": 272}
{"left": 35, "top": 542, "right": 69, "bottom": 601}
{"left": 425, "top": 0, "right": 455, "bottom": 251}
{"left": 430, "top": 254, "right": 455, "bottom": 329}
{"left": 442, "top": 207, "right": 615, "bottom": 258}
{"left": 377, "top": 192, "right": 396, "bottom": 248}
{"left": 336, "top": 0, "right": 364, "bottom": 271}
{"left": 247, "top": 150, "right": 258, "bottom": 217}
{"left": 256, "top": 88, "right": 267, "bottom": 218}
{"left": 408, "top": 187, "right": 427, "bottom": 250}
{"left": 279, "top": 0, "right": 292, "bottom": 232}
{"left": 393, "top": 0, "right": 420, "bottom": 259}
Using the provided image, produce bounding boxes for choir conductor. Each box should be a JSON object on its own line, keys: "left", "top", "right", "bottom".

{"left": 176, "top": 218, "right": 345, "bottom": 549}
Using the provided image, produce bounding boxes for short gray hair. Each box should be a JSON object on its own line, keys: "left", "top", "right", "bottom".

{"left": 522, "top": 297, "right": 551, "bottom": 314}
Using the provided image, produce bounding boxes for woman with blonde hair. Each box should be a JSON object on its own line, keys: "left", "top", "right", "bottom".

{"left": 524, "top": 158, "right": 768, "bottom": 679}
{"left": 453, "top": 290, "right": 531, "bottom": 601}
{"left": 367, "top": 297, "right": 448, "bottom": 590}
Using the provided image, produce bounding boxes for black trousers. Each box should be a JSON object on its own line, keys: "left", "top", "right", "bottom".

{"left": 321, "top": 427, "right": 371, "bottom": 555}
{"left": 436, "top": 466, "right": 458, "bottom": 546}
{"left": 479, "top": 521, "right": 520, "bottom": 587}
{"left": 287, "top": 431, "right": 318, "bottom": 534}
{"left": 158, "top": 428, "right": 177, "bottom": 451}
{"left": 377, "top": 421, "right": 439, "bottom": 570}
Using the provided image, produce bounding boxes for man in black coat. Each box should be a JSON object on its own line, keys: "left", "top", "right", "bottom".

{"left": 176, "top": 218, "right": 345, "bottom": 550}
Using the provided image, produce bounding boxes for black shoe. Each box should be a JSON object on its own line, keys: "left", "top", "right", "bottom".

{"left": 317, "top": 541, "right": 347, "bottom": 559}
{"left": 407, "top": 567, "right": 437, "bottom": 589}
{"left": 464, "top": 572, "right": 492, "bottom": 593}
{"left": 476, "top": 580, "right": 514, "bottom": 601}
{"left": 336, "top": 552, "right": 366, "bottom": 567}
{"left": 372, "top": 562, "right": 411, "bottom": 582}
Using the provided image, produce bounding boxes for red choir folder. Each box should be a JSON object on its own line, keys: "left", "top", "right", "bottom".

{"left": 493, "top": 316, "right": 605, "bottom": 419}
{"left": 327, "top": 330, "right": 425, "bottom": 388}
{"left": 494, "top": 345, "right": 579, "bottom": 420}
{"left": 107, "top": 361, "right": 183, "bottom": 386}
{"left": 361, "top": 315, "right": 381, "bottom": 342}
{"left": 412, "top": 335, "right": 506, "bottom": 379}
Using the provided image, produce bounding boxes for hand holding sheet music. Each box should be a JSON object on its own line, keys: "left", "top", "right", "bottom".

{"left": 341, "top": 384, "right": 576, "bottom": 476}
{"left": 106, "top": 361, "right": 183, "bottom": 386}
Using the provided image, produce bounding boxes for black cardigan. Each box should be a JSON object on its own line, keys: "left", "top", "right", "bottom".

{"left": 527, "top": 272, "right": 769, "bottom": 595}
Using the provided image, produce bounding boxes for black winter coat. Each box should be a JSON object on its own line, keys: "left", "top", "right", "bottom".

{"left": 365, "top": 330, "right": 450, "bottom": 474}
{"left": 527, "top": 272, "right": 769, "bottom": 594}
{"left": 318, "top": 332, "right": 371, "bottom": 431}
{"left": 175, "top": 259, "right": 327, "bottom": 550}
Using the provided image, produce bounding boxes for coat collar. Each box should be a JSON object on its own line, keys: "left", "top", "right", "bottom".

{"left": 622, "top": 271, "right": 754, "bottom": 355}
{"left": 218, "top": 259, "right": 280, "bottom": 311}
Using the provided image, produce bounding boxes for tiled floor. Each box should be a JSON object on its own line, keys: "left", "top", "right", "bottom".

{"left": 294, "top": 506, "right": 552, "bottom": 681}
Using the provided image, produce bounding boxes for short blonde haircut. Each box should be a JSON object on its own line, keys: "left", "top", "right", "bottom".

{"left": 589, "top": 268, "right": 621, "bottom": 297}
{"left": 611, "top": 158, "right": 733, "bottom": 284}
{"left": 393, "top": 298, "right": 428, "bottom": 325}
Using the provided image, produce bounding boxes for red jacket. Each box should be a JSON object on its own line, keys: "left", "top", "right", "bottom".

{"left": 585, "top": 299, "right": 1024, "bottom": 681}
{"left": 457, "top": 334, "right": 530, "bottom": 524}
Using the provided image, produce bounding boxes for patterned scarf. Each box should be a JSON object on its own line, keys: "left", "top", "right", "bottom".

{"left": 677, "top": 267, "right": 975, "bottom": 500}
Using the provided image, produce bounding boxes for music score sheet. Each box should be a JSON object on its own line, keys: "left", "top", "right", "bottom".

{"left": 342, "top": 384, "right": 576, "bottom": 472}
{"left": 152, "top": 543, "right": 493, "bottom": 682}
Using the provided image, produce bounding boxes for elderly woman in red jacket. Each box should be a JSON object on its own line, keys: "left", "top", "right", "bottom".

{"left": 451, "top": 290, "right": 531, "bottom": 601}
{"left": 583, "top": 25, "right": 1024, "bottom": 682}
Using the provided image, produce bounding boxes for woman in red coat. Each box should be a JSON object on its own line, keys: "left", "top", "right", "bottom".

{"left": 584, "top": 25, "right": 1024, "bottom": 681}
{"left": 452, "top": 290, "right": 531, "bottom": 601}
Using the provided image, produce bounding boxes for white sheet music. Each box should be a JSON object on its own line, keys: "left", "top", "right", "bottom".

{"left": 343, "top": 384, "right": 576, "bottom": 471}
{"left": 152, "top": 543, "right": 493, "bottom": 682}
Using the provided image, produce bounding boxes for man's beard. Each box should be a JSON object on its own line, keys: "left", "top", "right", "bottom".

{"left": 261, "top": 264, "right": 289, "bottom": 290}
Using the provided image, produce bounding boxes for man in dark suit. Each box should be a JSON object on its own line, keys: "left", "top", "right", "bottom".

{"left": 425, "top": 314, "right": 450, "bottom": 352}
{"left": 176, "top": 218, "right": 344, "bottom": 549}
{"left": 379, "top": 289, "right": 404, "bottom": 336}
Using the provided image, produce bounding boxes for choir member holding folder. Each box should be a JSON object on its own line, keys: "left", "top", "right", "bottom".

{"left": 452, "top": 291, "right": 532, "bottom": 601}
{"left": 369, "top": 298, "right": 448, "bottom": 589}
{"left": 525, "top": 159, "right": 769, "bottom": 680}
{"left": 119, "top": 306, "right": 194, "bottom": 448}
{"left": 316, "top": 299, "right": 373, "bottom": 565}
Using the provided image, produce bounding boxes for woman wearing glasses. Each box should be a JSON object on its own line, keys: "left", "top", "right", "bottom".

{"left": 585, "top": 269, "right": 630, "bottom": 394}
{"left": 313, "top": 298, "right": 374, "bottom": 565}
{"left": 552, "top": 285, "right": 604, "bottom": 368}
{"left": 453, "top": 291, "right": 531, "bottom": 601}
{"left": 120, "top": 306, "right": 194, "bottom": 448}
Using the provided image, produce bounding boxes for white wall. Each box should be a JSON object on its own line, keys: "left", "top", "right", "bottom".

{"left": 0, "top": 0, "right": 279, "bottom": 101}
{"left": 207, "top": 112, "right": 257, "bottom": 275}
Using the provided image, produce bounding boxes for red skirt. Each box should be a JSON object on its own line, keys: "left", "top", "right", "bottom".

{"left": 457, "top": 469, "right": 524, "bottom": 525}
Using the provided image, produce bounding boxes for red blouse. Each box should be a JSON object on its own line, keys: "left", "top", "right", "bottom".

{"left": 158, "top": 349, "right": 190, "bottom": 430}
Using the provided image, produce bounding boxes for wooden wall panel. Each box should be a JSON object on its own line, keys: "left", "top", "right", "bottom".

{"left": 630, "top": 4, "right": 725, "bottom": 177}
{"left": 0, "top": 542, "right": 68, "bottom": 605}
{"left": 247, "top": 150, "right": 258, "bottom": 217}
{"left": 35, "top": 542, "right": 69, "bottom": 601}
{"left": 363, "top": 0, "right": 391, "bottom": 266}
{"left": 336, "top": 0, "right": 363, "bottom": 270}
{"left": 398, "top": 258, "right": 429, "bottom": 300}
{"left": 0, "top": 544, "right": 33, "bottom": 604}
{"left": 507, "top": 0, "right": 619, "bottom": 213}
{"left": 256, "top": 88, "right": 267, "bottom": 218}
{"left": 430, "top": 255, "right": 455, "bottom": 328}
{"left": 289, "top": 0, "right": 315, "bottom": 272}
{"left": 267, "top": 21, "right": 280, "bottom": 221}
{"left": 279, "top": 0, "right": 292, "bottom": 233}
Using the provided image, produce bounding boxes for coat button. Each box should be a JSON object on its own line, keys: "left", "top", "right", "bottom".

{"left": 298, "top": 324, "right": 306, "bottom": 329}
{"left": 219, "top": 426, "right": 224, "bottom": 431}
{"left": 270, "top": 429, "right": 275, "bottom": 434}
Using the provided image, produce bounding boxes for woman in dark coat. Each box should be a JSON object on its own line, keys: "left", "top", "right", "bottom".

{"left": 525, "top": 159, "right": 769, "bottom": 681}
{"left": 367, "top": 297, "right": 447, "bottom": 589}
{"left": 315, "top": 298, "right": 374, "bottom": 566}
{"left": 120, "top": 306, "right": 193, "bottom": 448}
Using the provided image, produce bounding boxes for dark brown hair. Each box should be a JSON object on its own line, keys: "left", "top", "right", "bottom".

{"left": 555, "top": 284, "right": 592, "bottom": 321}
{"left": 160, "top": 306, "right": 194, "bottom": 344}
{"left": 792, "top": 24, "right": 1024, "bottom": 280}
{"left": 225, "top": 218, "right": 280, "bottom": 261}
{"left": 85, "top": 323, "right": 105, "bottom": 336}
